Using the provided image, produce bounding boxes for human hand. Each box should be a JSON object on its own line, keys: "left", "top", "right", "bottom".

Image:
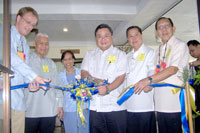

{"left": 97, "top": 85, "right": 107, "bottom": 95}
{"left": 190, "top": 60, "right": 200, "bottom": 67}
{"left": 58, "top": 107, "right": 63, "bottom": 120}
{"left": 34, "top": 76, "right": 51, "bottom": 90}
{"left": 134, "top": 78, "right": 150, "bottom": 94}
{"left": 143, "top": 86, "right": 153, "bottom": 93}
{"left": 81, "top": 70, "right": 92, "bottom": 79}
{"left": 28, "top": 81, "right": 39, "bottom": 92}
{"left": 93, "top": 77, "right": 105, "bottom": 86}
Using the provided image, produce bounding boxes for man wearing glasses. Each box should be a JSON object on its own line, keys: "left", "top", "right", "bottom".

{"left": 10, "top": 7, "right": 50, "bottom": 133}
{"left": 134, "top": 17, "right": 189, "bottom": 133}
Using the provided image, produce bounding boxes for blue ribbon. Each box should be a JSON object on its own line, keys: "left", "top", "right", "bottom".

{"left": 11, "top": 82, "right": 50, "bottom": 90}
{"left": 117, "top": 83, "right": 190, "bottom": 133}
{"left": 180, "top": 87, "right": 190, "bottom": 133}
{"left": 10, "top": 79, "right": 108, "bottom": 101}
{"left": 117, "top": 83, "right": 184, "bottom": 105}
{"left": 117, "top": 87, "right": 134, "bottom": 105}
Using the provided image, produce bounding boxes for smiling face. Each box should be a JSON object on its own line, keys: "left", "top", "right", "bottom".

{"left": 95, "top": 28, "right": 113, "bottom": 51}
{"left": 15, "top": 12, "right": 38, "bottom": 36}
{"left": 155, "top": 18, "right": 176, "bottom": 44}
{"left": 35, "top": 36, "right": 49, "bottom": 58}
{"left": 62, "top": 52, "right": 75, "bottom": 70}
{"left": 127, "top": 28, "right": 143, "bottom": 51}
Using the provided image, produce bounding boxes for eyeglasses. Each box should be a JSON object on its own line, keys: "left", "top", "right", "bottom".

{"left": 21, "top": 17, "right": 36, "bottom": 28}
{"left": 158, "top": 24, "right": 171, "bottom": 30}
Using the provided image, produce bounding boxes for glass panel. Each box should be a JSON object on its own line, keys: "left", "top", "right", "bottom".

{"left": 0, "top": 0, "right": 3, "bottom": 132}
{"left": 0, "top": 0, "right": 2, "bottom": 65}
{"left": 0, "top": 78, "right": 2, "bottom": 133}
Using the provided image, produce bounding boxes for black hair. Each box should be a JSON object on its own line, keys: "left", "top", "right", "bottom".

{"left": 155, "top": 17, "right": 174, "bottom": 30}
{"left": 126, "top": 26, "right": 142, "bottom": 38}
{"left": 187, "top": 40, "right": 200, "bottom": 47}
{"left": 61, "top": 50, "right": 76, "bottom": 61}
{"left": 94, "top": 24, "right": 113, "bottom": 37}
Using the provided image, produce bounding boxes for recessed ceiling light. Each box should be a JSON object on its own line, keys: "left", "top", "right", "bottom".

{"left": 63, "top": 28, "right": 68, "bottom": 32}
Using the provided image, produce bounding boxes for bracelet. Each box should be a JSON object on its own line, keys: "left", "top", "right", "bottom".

{"left": 147, "top": 76, "right": 153, "bottom": 84}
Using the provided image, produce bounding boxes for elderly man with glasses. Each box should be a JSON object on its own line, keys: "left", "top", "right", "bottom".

{"left": 134, "top": 17, "right": 190, "bottom": 133}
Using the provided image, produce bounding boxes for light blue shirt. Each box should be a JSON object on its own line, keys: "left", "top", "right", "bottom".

{"left": 59, "top": 67, "right": 87, "bottom": 112}
{"left": 66, "top": 73, "right": 76, "bottom": 84}
{"left": 9, "top": 26, "right": 37, "bottom": 111}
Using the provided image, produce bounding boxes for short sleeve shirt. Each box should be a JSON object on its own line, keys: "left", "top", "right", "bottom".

{"left": 126, "top": 44, "right": 155, "bottom": 112}
{"left": 81, "top": 45, "right": 127, "bottom": 112}
{"left": 154, "top": 36, "right": 189, "bottom": 112}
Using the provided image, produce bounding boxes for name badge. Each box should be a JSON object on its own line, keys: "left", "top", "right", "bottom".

{"left": 42, "top": 65, "right": 49, "bottom": 72}
{"left": 137, "top": 53, "right": 145, "bottom": 61}
{"left": 108, "top": 56, "right": 116, "bottom": 63}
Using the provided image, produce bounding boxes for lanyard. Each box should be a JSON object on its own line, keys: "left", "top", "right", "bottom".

{"left": 158, "top": 42, "right": 168, "bottom": 65}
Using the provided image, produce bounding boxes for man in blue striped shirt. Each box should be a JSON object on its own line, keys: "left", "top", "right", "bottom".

{"left": 10, "top": 7, "right": 50, "bottom": 133}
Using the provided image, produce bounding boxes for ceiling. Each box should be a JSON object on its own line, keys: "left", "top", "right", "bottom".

{"left": 9, "top": 0, "right": 199, "bottom": 47}
{"left": 142, "top": 0, "right": 199, "bottom": 47}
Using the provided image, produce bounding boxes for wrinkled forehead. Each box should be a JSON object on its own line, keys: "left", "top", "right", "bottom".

{"left": 35, "top": 36, "right": 49, "bottom": 44}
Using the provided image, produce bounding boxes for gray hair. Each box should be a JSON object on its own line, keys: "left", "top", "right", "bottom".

{"left": 35, "top": 33, "right": 49, "bottom": 40}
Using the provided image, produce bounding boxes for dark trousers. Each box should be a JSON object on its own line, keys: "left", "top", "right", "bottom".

{"left": 157, "top": 112, "right": 182, "bottom": 133}
{"left": 195, "top": 115, "right": 200, "bottom": 132}
{"left": 89, "top": 110, "right": 127, "bottom": 133}
{"left": 127, "top": 111, "right": 157, "bottom": 133}
{"left": 25, "top": 116, "right": 56, "bottom": 133}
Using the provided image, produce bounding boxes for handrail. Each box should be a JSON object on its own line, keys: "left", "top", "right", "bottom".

{"left": 0, "top": 64, "right": 13, "bottom": 74}
{"left": 3, "top": 0, "right": 11, "bottom": 133}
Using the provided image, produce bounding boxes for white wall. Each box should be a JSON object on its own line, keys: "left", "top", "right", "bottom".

{"left": 28, "top": 41, "right": 97, "bottom": 59}
{"left": 47, "top": 45, "right": 96, "bottom": 59}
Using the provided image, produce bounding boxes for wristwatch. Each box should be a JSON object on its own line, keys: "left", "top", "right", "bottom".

{"left": 106, "top": 86, "right": 110, "bottom": 95}
{"left": 147, "top": 76, "right": 153, "bottom": 84}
